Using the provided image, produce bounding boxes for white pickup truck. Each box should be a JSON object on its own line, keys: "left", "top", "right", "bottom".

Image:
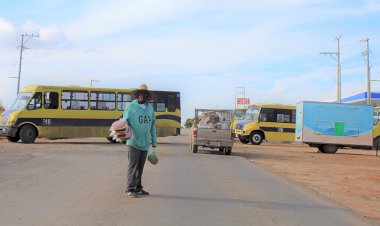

{"left": 190, "top": 109, "right": 234, "bottom": 155}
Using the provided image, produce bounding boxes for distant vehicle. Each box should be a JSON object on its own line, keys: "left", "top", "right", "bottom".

{"left": 234, "top": 104, "right": 296, "bottom": 145}
{"left": 373, "top": 106, "right": 380, "bottom": 149}
{"left": 296, "top": 101, "right": 373, "bottom": 153}
{"left": 0, "top": 85, "right": 181, "bottom": 143}
{"left": 231, "top": 108, "right": 246, "bottom": 130}
{"left": 190, "top": 109, "right": 234, "bottom": 155}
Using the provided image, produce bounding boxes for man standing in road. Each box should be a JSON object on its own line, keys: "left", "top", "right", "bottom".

{"left": 123, "top": 84, "right": 157, "bottom": 198}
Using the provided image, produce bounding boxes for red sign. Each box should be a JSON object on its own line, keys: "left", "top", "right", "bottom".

{"left": 237, "top": 98, "right": 250, "bottom": 105}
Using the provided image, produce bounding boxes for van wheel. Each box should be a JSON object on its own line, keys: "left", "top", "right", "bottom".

{"left": 19, "top": 125, "right": 37, "bottom": 144}
{"left": 6, "top": 135, "right": 20, "bottom": 142}
{"left": 238, "top": 136, "right": 249, "bottom": 144}
{"left": 249, "top": 132, "right": 263, "bottom": 145}
{"left": 224, "top": 147, "right": 232, "bottom": 155}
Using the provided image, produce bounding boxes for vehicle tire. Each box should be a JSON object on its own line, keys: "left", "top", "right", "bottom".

{"left": 224, "top": 147, "right": 232, "bottom": 155}
{"left": 317, "top": 145, "right": 325, "bottom": 153}
{"left": 219, "top": 148, "right": 224, "bottom": 152}
{"left": 6, "top": 135, "right": 20, "bottom": 142}
{"left": 373, "top": 137, "right": 380, "bottom": 150}
{"left": 106, "top": 137, "right": 117, "bottom": 143}
{"left": 192, "top": 144, "right": 198, "bottom": 153}
{"left": 323, "top": 144, "right": 338, "bottom": 154}
{"left": 19, "top": 125, "right": 37, "bottom": 144}
{"left": 249, "top": 132, "right": 263, "bottom": 145}
{"left": 238, "top": 135, "right": 249, "bottom": 144}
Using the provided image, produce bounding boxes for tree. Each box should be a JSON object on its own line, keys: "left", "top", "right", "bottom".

{"left": 0, "top": 101, "right": 4, "bottom": 113}
{"left": 184, "top": 118, "right": 194, "bottom": 128}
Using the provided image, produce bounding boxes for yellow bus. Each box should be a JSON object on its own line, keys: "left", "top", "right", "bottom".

{"left": 372, "top": 107, "right": 380, "bottom": 148}
{"left": 234, "top": 104, "right": 296, "bottom": 145}
{"left": 231, "top": 108, "right": 246, "bottom": 130}
{"left": 0, "top": 85, "right": 181, "bottom": 143}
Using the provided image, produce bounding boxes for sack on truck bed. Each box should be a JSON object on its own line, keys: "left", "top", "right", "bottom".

{"left": 197, "top": 111, "right": 230, "bottom": 129}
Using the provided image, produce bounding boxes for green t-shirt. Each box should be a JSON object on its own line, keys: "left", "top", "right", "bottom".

{"left": 123, "top": 100, "right": 157, "bottom": 150}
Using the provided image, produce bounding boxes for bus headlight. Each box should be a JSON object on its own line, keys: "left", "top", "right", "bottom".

{"left": 7, "top": 120, "right": 16, "bottom": 126}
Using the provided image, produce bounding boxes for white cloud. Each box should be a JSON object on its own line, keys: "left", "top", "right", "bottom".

{"left": 64, "top": 0, "right": 196, "bottom": 40}
{"left": 0, "top": 18, "right": 13, "bottom": 33}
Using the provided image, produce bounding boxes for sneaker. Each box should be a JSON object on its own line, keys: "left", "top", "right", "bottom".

{"left": 126, "top": 191, "right": 139, "bottom": 198}
{"left": 136, "top": 189, "right": 150, "bottom": 195}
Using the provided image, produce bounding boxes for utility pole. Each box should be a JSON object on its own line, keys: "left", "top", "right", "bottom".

{"left": 320, "top": 36, "right": 341, "bottom": 103}
{"left": 360, "top": 38, "right": 371, "bottom": 105}
{"left": 16, "top": 33, "right": 39, "bottom": 95}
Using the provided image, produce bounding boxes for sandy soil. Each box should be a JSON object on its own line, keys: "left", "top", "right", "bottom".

{"left": 233, "top": 141, "right": 380, "bottom": 224}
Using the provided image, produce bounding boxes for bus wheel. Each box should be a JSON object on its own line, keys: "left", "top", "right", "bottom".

{"left": 373, "top": 137, "right": 380, "bottom": 150}
{"left": 6, "top": 135, "right": 20, "bottom": 142}
{"left": 19, "top": 125, "right": 37, "bottom": 144}
{"left": 323, "top": 144, "right": 338, "bottom": 154}
{"left": 249, "top": 132, "right": 263, "bottom": 145}
{"left": 224, "top": 147, "right": 232, "bottom": 155}
{"left": 106, "top": 137, "right": 117, "bottom": 143}
{"left": 219, "top": 148, "right": 224, "bottom": 152}
{"left": 238, "top": 136, "right": 249, "bottom": 144}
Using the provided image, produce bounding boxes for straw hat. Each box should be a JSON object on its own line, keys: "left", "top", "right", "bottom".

{"left": 131, "top": 84, "right": 155, "bottom": 101}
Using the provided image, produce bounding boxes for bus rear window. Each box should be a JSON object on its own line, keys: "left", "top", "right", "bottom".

{"left": 168, "top": 94, "right": 176, "bottom": 112}
{"left": 154, "top": 94, "right": 166, "bottom": 112}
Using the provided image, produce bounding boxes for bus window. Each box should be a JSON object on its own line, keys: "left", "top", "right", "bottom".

{"left": 292, "top": 110, "right": 296, "bottom": 123}
{"left": 117, "top": 93, "right": 131, "bottom": 110}
{"left": 276, "top": 109, "right": 293, "bottom": 123}
{"left": 90, "top": 92, "right": 116, "bottom": 110}
{"left": 260, "top": 108, "right": 274, "bottom": 122}
{"left": 168, "top": 94, "right": 176, "bottom": 112}
{"left": 44, "top": 92, "right": 58, "bottom": 109}
{"left": 154, "top": 94, "right": 166, "bottom": 112}
{"left": 62, "top": 91, "right": 88, "bottom": 110}
{"left": 27, "top": 92, "right": 42, "bottom": 110}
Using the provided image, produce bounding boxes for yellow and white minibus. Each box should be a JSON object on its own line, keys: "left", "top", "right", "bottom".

{"left": 0, "top": 85, "right": 181, "bottom": 143}
{"left": 234, "top": 104, "right": 296, "bottom": 145}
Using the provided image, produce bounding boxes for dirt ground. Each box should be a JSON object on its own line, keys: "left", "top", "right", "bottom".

{"left": 233, "top": 141, "right": 380, "bottom": 224}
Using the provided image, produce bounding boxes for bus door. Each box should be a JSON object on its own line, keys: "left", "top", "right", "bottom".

{"left": 40, "top": 91, "right": 60, "bottom": 137}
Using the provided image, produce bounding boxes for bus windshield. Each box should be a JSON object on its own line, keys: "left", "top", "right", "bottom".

{"left": 374, "top": 107, "right": 380, "bottom": 126}
{"left": 245, "top": 105, "right": 261, "bottom": 121}
{"left": 10, "top": 92, "right": 33, "bottom": 111}
{"left": 233, "top": 109, "right": 246, "bottom": 120}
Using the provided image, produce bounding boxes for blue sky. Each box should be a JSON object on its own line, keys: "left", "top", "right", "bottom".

{"left": 1, "top": 0, "right": 380, "bottom": 123}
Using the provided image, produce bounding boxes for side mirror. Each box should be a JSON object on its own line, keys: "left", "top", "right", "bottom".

{"left": 27, "top": 104, "right": 35, "bottom": 110}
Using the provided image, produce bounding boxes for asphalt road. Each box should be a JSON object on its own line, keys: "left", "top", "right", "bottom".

{"left": 0, "top": 131, "right": 377, "bottom": 226}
